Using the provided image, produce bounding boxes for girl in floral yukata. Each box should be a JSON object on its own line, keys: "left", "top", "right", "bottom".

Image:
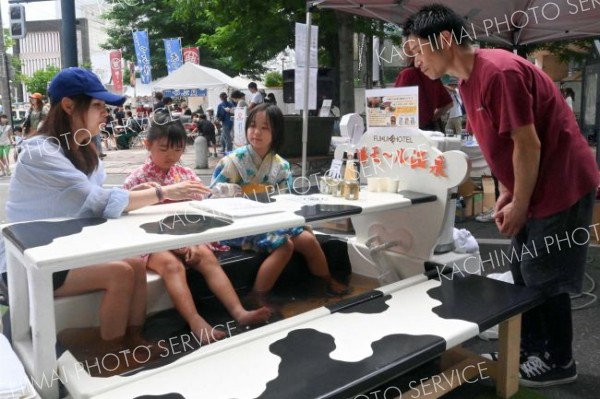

{"left": 210, "top": 103, "right": 349, "bottom": 303}
{"left": 123, "top": 120, "right": 271, "bottom": 344}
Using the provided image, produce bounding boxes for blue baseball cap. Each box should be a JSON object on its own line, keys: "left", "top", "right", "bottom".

{"left": 48, "top": 67, "right": 127, "bottom": 106}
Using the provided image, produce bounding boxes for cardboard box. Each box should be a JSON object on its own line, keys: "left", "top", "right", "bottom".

{"left": 463, "top": 195, "right": 474, "bottom": 218}
{"left": 481, "top": 175, "right": 496, "bottom": 212}
{"left": 458, "top": 178, "right": 478, "bottom": 198}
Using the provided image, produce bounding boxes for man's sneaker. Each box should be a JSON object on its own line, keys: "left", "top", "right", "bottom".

{"left": 519, "top": 354, "right": 577, "bottom": 388}
{"left": 475, "top": 209, "right": 495, "bottom": 223}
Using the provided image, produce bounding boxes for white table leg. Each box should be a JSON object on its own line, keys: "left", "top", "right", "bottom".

{"left": 6, "top": 247, "right": 30, "bottom": 344}
{"left": 28, "top": 268, "right": 59, "bottom": 399}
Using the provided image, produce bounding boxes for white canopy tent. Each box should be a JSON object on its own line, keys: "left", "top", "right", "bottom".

{"left": 230, "top": 75, "right": 266, "bottom": 90}
{"left": 124, "top": 78, "right": 154, "bottom": 98}
{"left": 153, "top": 63, "right": 238, "bottom": 109}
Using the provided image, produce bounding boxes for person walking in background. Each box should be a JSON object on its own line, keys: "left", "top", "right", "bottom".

{"left": 22, "top": 92, "right": 47, "bottom": 138}
{"left": 10, "top": 126, "right": 24, "bottom": 163}
{"left": 394, "top": 41, "right": 452, "bottom": 131}
{"left": 217, "top": 92, "right": 234, "bottom": 153}
{"left": 247, "top": 82, "right": 263, "bottom": 111}
{"left": 265, "top": 93, "right": 277, "bottom": 106}
{"left": 562, "top": 87, "right": 575, "bottom": 112}
{"left": 0, "top": 114, "right": 12, "bottom": 176}
{"left": 405, "top": 4, "right": 599, "bottom": 388}
{"left": 444, "top": 79, "right": 464, "bottom": 135}
{"left": 193, "top": 113, "right": 219, "bottom": 157}
{"left": 153, "top": 91, "right": 165, "bottom": 111}
{"left": 231, "top": 90, "right": 248, "bottom": 109}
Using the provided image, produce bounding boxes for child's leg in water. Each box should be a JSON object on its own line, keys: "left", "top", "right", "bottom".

{"left": 250, "top": 240, "right": 294, "bottom": 305}
{"left": 291, "top": 231, "right": 349, "bottom": 295}
{"left": 146, "top": 251, "right": 226, "bottom": 344}
{"left": 184, "top": 245, "right": 272, "bottom": 324}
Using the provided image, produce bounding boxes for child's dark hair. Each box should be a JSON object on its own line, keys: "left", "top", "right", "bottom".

{"left": 146, "top": 119, "right": 187, "bottom": 148}
{"left": 245, "top": 103, "right": 284, "bottom": 153}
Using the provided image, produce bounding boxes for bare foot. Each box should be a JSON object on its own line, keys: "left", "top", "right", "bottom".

{"left": 234, "top": 306, "right": 272, "bottom": 326}
{"left": 246, "top": 290, "right": 272, "bottom": 309}
{"left": 189, "top": 316, "right": 228, "bottom": 345}
{"left": 327, "top": 279, "right": 351, "bottom": 296}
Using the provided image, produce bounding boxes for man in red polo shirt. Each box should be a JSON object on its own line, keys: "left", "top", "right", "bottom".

{"left": 405, "top": 4, "right": 599, "bottom": 388}
{"left": 394, "top": 43, "right": 452, "bottom": 131}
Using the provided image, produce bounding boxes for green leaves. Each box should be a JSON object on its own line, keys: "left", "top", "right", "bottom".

{"left": 23, "top": 65, "right": 60, "bottom": 95}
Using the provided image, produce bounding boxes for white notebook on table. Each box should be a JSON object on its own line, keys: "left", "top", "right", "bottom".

{"left": 190, "top": 198, "right": 285, "bottom": 218}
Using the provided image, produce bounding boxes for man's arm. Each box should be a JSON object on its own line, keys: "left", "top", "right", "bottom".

{"left": 495, "top": 123, "right": 540, "bottom": 236}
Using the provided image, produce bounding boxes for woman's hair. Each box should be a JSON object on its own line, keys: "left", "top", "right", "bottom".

{"left": 37, "top": 94, "right": 99, "bottom": 176}
{"left": 146, "top": 119, "right": 187, "bottom": 149}
{"left": 245, "top": 103, "right": 285, "bottom": 153}
{"left": 30, "top": 97, "right": 44, "bottom": 111}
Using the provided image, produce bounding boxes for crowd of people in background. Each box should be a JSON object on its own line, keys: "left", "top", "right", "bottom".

{"left": 1, "top": 81, "right": 278, "bottom": 168}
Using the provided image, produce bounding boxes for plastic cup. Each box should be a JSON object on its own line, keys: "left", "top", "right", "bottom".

{"left": 367, "top": 177, "right": 383, "bottom": 192}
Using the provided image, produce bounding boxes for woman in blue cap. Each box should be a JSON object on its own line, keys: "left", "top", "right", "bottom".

{"left": 0, "top": 67, "right": 211, "bottom": 356}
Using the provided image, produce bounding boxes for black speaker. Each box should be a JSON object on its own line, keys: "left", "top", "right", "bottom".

{"left": 283, "top": 69, "right": 295, "bottom": 103}
{"left": 282, "top": 68, "right": 336, "bottom": 106}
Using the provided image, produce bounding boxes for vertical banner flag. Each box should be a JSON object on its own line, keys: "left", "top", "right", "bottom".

{"left": 294, "top": 22, "right": 318, "bottom": 110}
{"left": 132, "top": 30, "right": 152, "bottom": 84}
{"left": 164, "top": 38, "right": 183, "bottom": 74}
{"left": 182, "top": 47, "right": 200, "bottom": 64}
{"left": 233, "top": 107, "right": 247, "bottom": 149}
{"left": 109, "top": 50, "right": 123, "bottom": 94}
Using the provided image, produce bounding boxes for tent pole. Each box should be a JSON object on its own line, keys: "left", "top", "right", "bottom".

{"left": 301, "top": 3, "right": 313, "bottom": 180}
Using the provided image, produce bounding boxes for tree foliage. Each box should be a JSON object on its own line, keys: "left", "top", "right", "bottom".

{"left": 535, "top": 40, "right": 594, "bottom": 65}
{"left": 264, "top": 71, "right": 283, "bottom": 87}
{"left": 99, "top": 0, "right": 380, "bottom": 112}
{"left": 101, "top": 0, "right": 376, "bottom": 76}
{"left": 173, "top": 0, "right": 349, "bottom": 75}
{"left": 23, "top": 65, "right": 60, "bottom": 95}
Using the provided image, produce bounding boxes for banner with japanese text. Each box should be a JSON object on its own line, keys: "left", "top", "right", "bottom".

{"left": 294, "top": 22, "right": 318, "bottom": 111}
{"left": 162, "top": 88, "right": 207, "bottom": 97}
{"left": 182, "top": 47, "right": 200, "bottom": 64}
{"left": 164, "top": 38, "right": 183, "bottom": 74}
{"left": 233, "top": 107, "right": 247, "bottom": 148}
{"left": 132, "top": 30, "right": 152, "bottom": 84}
{"left": 109, "top": 50, "right": 123, "bottom": 94}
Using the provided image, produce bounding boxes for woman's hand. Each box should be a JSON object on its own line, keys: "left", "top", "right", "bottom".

{"left": 163, "top": 180, "right": 212, "bottom": 201}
